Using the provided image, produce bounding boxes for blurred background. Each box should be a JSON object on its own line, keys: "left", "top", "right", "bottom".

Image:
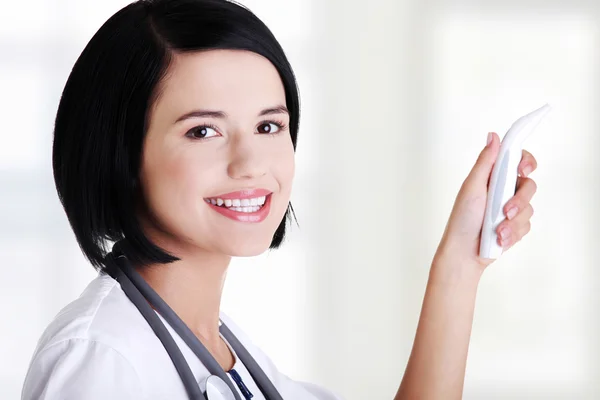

{"left": 2, "top": 0, "right": 599, "bottom": 398}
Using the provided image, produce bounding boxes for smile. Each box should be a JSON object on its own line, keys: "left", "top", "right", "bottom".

{"left": 204, "top": 195, "right": 267, "bottom": 213}
{"left": 204, "top": 189, "right": 272, "bottom": 223}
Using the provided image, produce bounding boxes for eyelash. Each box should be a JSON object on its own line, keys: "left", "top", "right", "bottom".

{"left": 185, "top": 119, "right": 288, "bottom": 140}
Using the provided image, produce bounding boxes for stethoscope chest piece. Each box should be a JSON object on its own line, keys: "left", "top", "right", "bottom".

{"left": 204, "top": 375, "right": 237, "bottom": 400}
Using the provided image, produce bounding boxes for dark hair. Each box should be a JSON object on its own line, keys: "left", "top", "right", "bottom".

{"left": 52, "top": 0, "right": 300, "bottom": 271}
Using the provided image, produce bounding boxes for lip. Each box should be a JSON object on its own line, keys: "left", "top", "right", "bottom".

{"left": 206, "top": 193, "right": 272, "bottom": 223}
{"left": 205, "top": 188, "right": 272, "bottom": 200}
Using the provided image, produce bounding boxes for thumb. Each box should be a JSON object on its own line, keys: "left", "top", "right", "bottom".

{"left": 466, "top": 132, "right": 500, "bottom": 187}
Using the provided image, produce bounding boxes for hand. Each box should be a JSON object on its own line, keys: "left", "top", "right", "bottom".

{"left": 434, "top": 132, "right": 538, "bottom": 271}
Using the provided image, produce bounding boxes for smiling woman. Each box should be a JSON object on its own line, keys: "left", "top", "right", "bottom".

{"left": 138, "top": 49, "right": 296, "bottom": 258}
{"left": 20, "top": 0, "right": 334, "bottom": 399}
{"left": 20, "top": 0, "right": 543, "bottom": 399}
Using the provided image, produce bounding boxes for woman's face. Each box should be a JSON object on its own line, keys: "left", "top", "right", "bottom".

{"left": 139, "top": 49, "right": 295, "bottom": 257}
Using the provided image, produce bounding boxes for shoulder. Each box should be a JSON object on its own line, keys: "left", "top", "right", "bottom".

{"left": 30, "top": 273, "right": 152, "bottom": 353}
{"left": 21, "top": 337, "right": 144, "bottom": 400}
{"left": 219, "top": 312, "right": 344, "bottom": 400}
{"left": 22, "top": 273, "right": 156, "bottom": 400}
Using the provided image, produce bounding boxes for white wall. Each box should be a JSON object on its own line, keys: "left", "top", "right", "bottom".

{"left": 2, "top": 0, "right": 599, "bottom": 399}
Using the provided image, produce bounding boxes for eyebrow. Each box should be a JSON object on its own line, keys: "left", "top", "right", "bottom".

{"left": 175, "top": 105, "right": 289, "bottom": 123}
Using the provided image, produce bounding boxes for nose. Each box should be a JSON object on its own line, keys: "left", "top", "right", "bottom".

{"left": 227, "top": 137, "right": 268, "bottom": 180}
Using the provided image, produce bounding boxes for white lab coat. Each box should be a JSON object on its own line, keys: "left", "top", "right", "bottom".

{"left": 21, "top": 273, "right": 342, "bottom": 400}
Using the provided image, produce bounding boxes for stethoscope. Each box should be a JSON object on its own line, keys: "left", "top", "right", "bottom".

{"left": 104, "top": 243, "right": 284, "bottom": 400}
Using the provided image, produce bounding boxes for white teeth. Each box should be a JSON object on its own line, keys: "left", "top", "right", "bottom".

{"left": 206, "top": 195, "right": 269, "bottom": 211}
{"left": 228, "top": 206, "right": 260, "bottom": 213}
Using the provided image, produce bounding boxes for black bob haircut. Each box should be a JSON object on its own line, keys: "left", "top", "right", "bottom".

{"left": 52, "top": 0, "right": 300, "bottom": 271}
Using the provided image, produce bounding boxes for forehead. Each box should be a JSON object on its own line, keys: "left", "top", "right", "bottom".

{"left": 154, "top": 49, "right": 286, "bottom": 116}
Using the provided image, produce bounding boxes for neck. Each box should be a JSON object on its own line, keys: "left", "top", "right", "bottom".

{"left": 135, "top": 241, "right": 232, "bottom": 343}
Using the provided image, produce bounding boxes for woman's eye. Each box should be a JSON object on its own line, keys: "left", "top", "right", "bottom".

{"left": 186, "top": 125, "right": 219, "bottom": 139}
{"left": 257, "top": 122, "right": 281, "bottom": 134}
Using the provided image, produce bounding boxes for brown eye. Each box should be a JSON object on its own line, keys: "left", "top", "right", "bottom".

{"left": 257, "top": 122, "right": 281, "bottom": 134}
{"left": 186, "top": 125, "right": 218, "bottom": 139}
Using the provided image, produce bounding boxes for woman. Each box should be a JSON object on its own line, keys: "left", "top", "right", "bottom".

{"left": 21, "top": 0, "right": 538, "bottom": 399}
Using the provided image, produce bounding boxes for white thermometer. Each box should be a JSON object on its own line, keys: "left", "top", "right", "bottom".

{"left": 479, "top": 103, "right": 551, "bottom": 259}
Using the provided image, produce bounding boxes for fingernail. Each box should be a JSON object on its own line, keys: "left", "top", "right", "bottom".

{"left": 487, "top": 132, "right": 493, "bottom": 147}
{"left": 506, "top": 207, "right": 518, "bottom": 220}
{"left": 522, "top": 164, "right": 533, "bottom": 176}
{"left": 500, "top": 227, "right": 511, "bottom": 239}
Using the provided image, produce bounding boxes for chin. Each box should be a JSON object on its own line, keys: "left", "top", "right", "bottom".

{"left": 221, "top": 235, "right": 274, "bottom": 257}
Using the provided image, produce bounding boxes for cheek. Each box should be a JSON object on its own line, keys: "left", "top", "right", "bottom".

{"left": 141, "top": 150, "right": 212, "bottom": 228}
{"left": 274, "top": 140, "right": 295, "bottom": 195}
